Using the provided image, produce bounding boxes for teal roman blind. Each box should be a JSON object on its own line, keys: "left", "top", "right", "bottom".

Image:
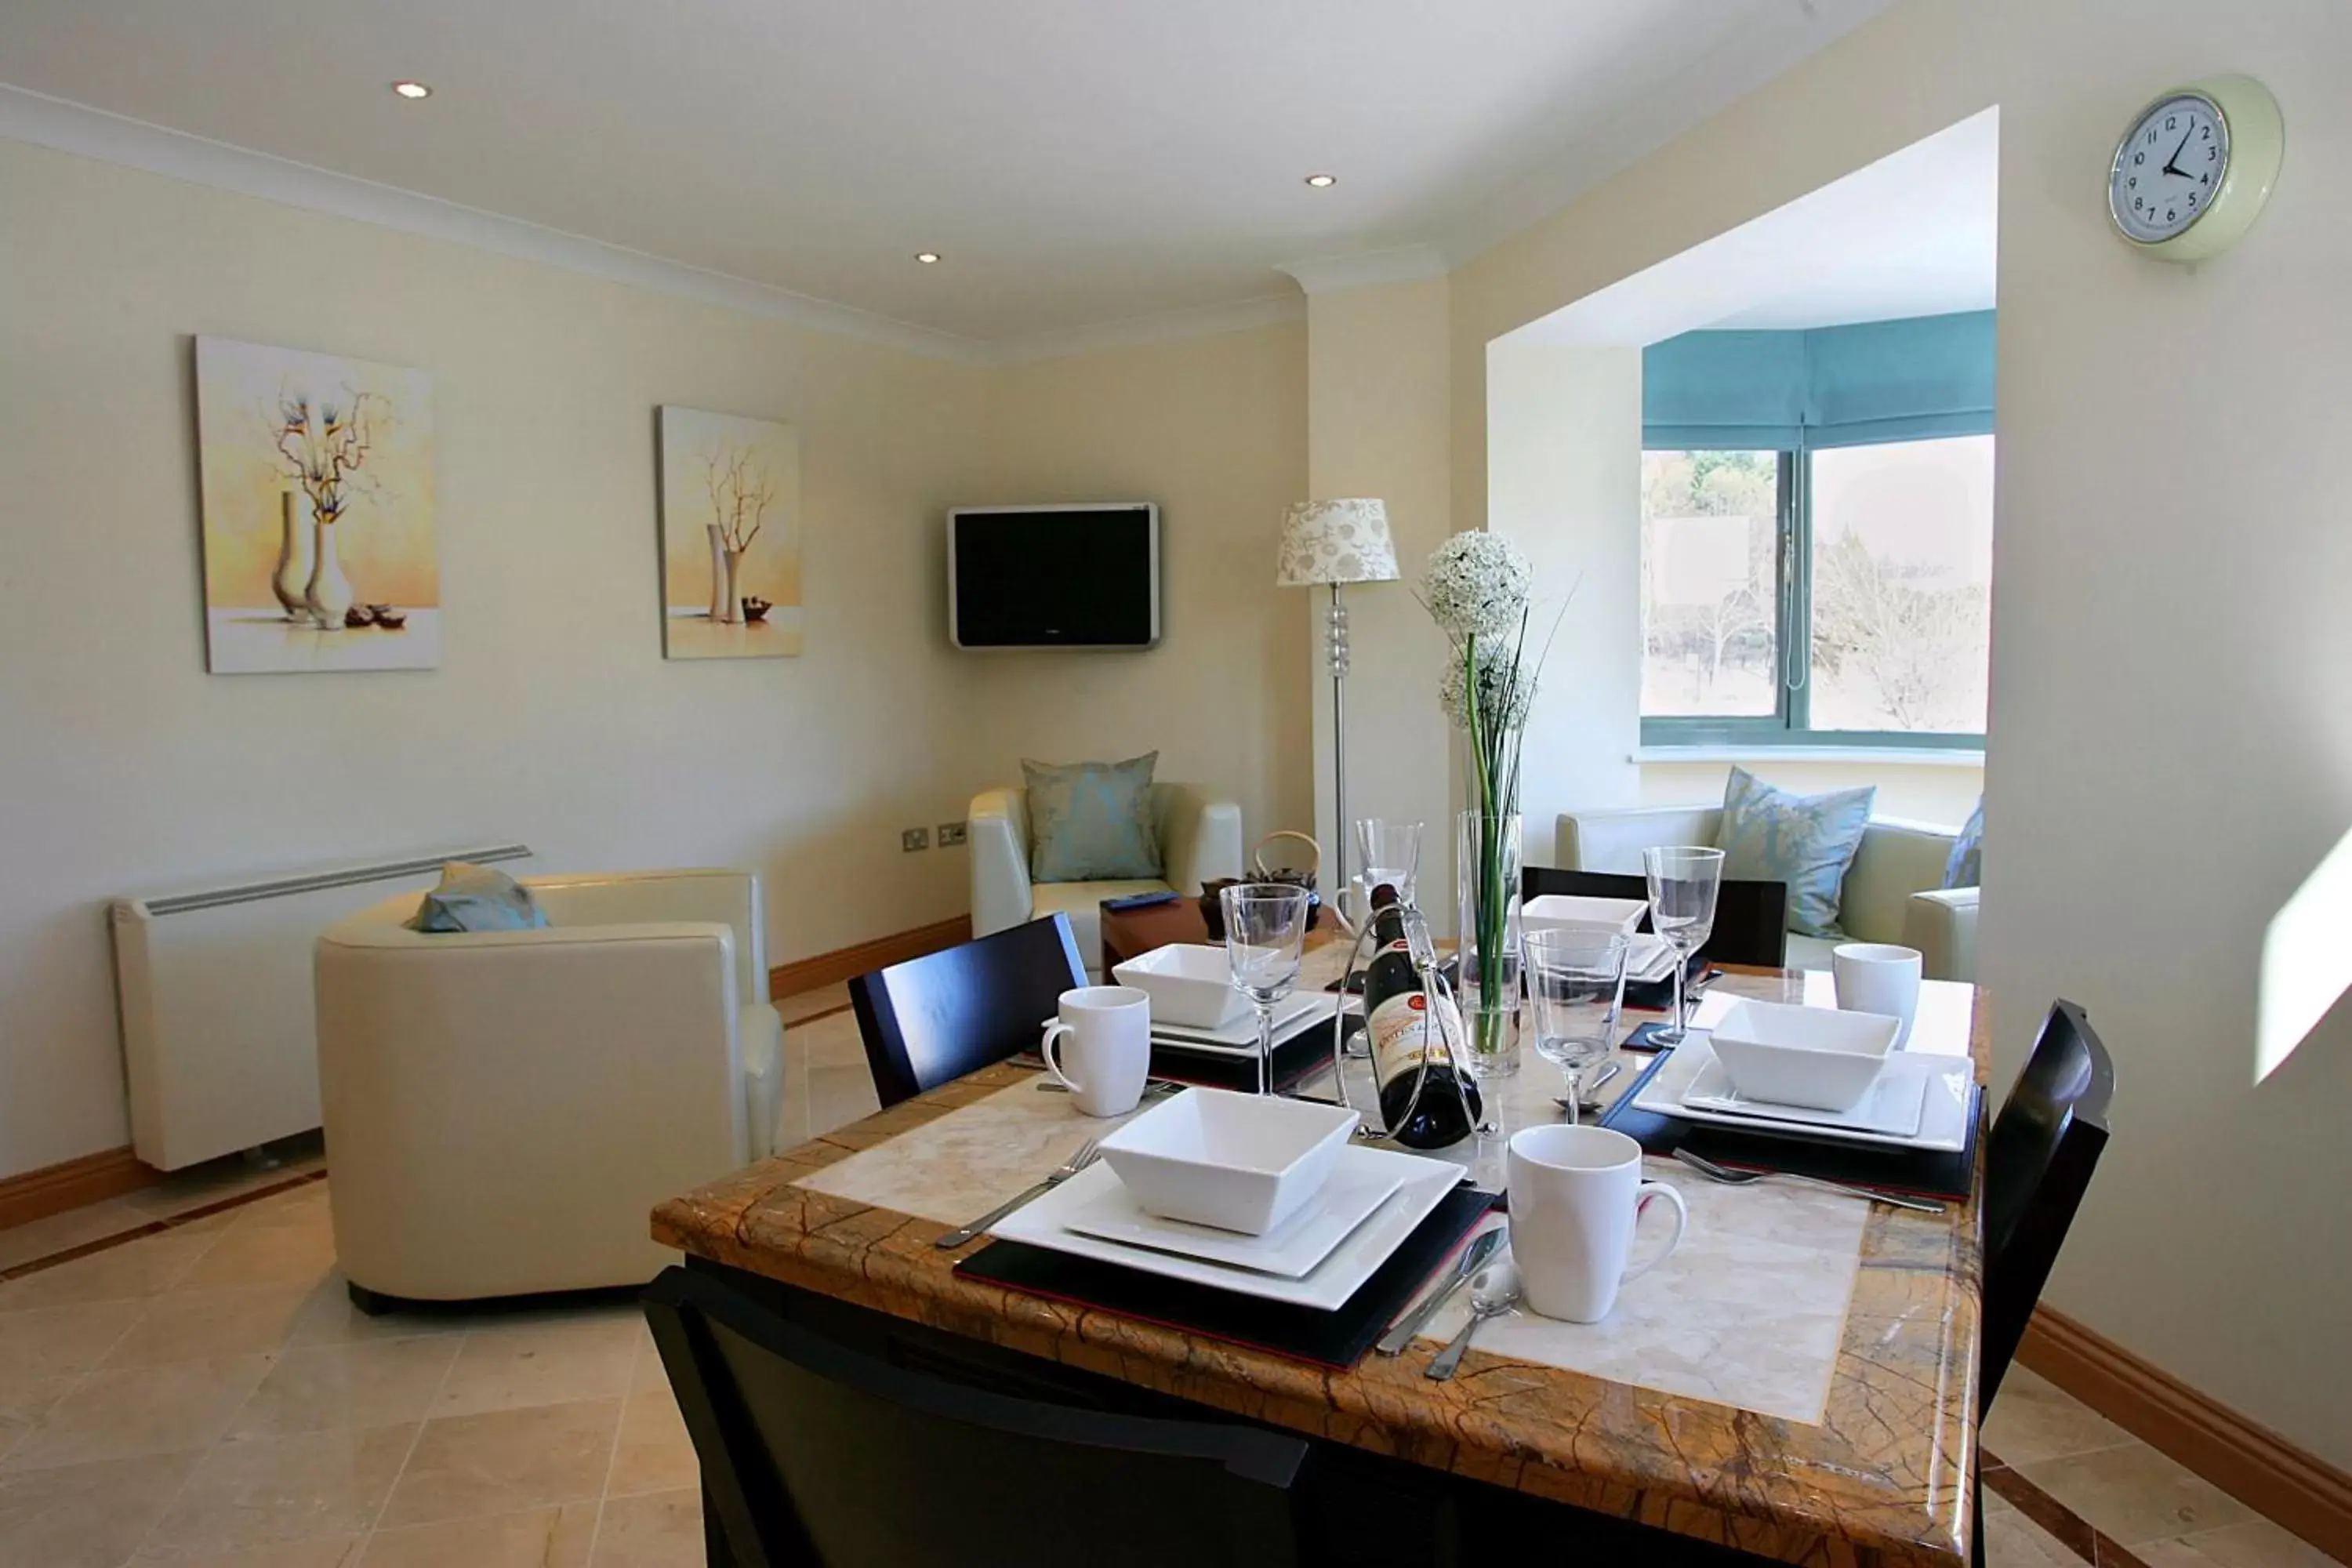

{"left": 1643, "top": 310, "right": 1994, "bottom": 450}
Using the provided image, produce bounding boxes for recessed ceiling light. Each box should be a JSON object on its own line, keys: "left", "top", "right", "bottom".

{"left": 1304, "top": 173, "right": 1337, "bottom": 188}
{"left": 391, "top": 81, "right": 431, "bottom": 100}
{"left": 915, "top": 252, "right": 941, "bottom": 264}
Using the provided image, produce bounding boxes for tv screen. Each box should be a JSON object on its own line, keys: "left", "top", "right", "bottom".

{"left": 949, "top": 504, "right": 1160, "bottom": 649}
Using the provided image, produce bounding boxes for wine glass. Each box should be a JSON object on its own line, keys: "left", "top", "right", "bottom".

{"left": 1641, "top": 845, "right": 1725, "bottom": 1046}
{"left": 1221, "top": 883, "right": 1312, "bottom": 1096}
{"left": 1353, "top": 818, "right": 1424, "bottom": 909}
{"left": 1524, "top": 927, "right": 1630, "bottom": 1124}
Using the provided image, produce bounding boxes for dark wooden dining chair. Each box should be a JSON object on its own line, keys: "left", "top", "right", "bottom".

{"left": 849, "top": 913, "right": 1086, "bottom": 1107}
{"left": 644, "top": 1264, "right": 1310, "bottom": 1568}
{"left": 1522, "top": 867, "right": 1790, "bottom": 968}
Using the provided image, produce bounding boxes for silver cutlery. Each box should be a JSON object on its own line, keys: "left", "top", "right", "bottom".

{"left": 1376, "top": 1227, "right": 1504, "bottom": 1356}
{"left": 1038, "top": 1079, "right": 1183, "bottom": 1100}
{"left": 1553, "top": 1061, "right": 1624, "bottom": 1117}
{"left": 1670, "top": 1148, "right": 1946, "bottom": 1214}
{"left": 935, "top": 1138, "right": 1103, "bottom": 1248}
{"left": 1427, "top": 1275, "right": 1520, "bottom": 1381}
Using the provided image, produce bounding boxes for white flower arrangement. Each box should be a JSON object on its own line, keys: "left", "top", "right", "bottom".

{"left": 1420, "top": 532, "right": 1533, "bottom": 642}
{"left": 1439, "top": 648, "right": 1537, "bottom": 733}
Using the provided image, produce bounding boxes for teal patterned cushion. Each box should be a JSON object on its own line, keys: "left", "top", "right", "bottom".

{"left": 405, "top": 862, "right": 549, "bottom": 933}
{"left": 1022, "top": 753, "right": 1163, "bottom": 883}
{"left": 1944, "top": 797, "right": 1984, "bottom": 888}
{"left": 1715, "top": 767, "right": 1875, "bottom": 938}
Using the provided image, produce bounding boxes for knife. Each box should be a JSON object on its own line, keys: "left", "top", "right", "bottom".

{"left": 1376, "top": 1227, "right": 1504, "bottom": 1356}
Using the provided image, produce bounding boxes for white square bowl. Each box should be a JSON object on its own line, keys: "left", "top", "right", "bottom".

{"left": 1110, "top": 944, "right": 1248, "bottom": 1030}
{"left": 1095, "top": 1088, "right": 1359, "bottom": 1235}
{"left": 1523, "top": 894, "right": 1647, "bottom": 938}
{"left": 1707, "top": 1000, "right": 1900, "bottom": 1112}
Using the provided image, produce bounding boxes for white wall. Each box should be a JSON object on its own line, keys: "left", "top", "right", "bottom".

{"left": 1639, "top": 757, "right": 1984, "bottom": 828}
{"left": 1441, "top": 0, "right": 2352, "bottom": 1469}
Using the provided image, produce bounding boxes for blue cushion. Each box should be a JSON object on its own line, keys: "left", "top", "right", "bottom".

{"left": 1945, "top": 797, "right": 1984, "bottom": 888}
{"left": 405, "top": 862, "right": 549, "bottom": 933}
{"left": 1023, "top": 753, "right": 1162, "bottom": 884}
{"left": 1714, "top": 766, "right": 1875, "bottom": 938}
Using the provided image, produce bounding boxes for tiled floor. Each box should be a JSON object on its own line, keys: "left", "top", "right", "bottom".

{"left": 0, "top": 992, "right": 2332, "bottom": 1568}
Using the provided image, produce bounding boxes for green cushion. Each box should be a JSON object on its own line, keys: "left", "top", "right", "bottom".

{"left": 405, "top": 861, "right": 550, "bottom": 933}
{"left": 1022, "top": 753, "right": 1162, "bottom": 884}
{"left": 1715, "top": 766, "right": 1875, "bottom": 938}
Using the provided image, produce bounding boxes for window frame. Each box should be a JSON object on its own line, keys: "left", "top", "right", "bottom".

{"left": 1639, "top": 419, "right": 1993, "bottom": 751}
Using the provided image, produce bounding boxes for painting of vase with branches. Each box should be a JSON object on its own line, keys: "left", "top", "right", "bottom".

{"left": 659, "top": 406, "right": 802, "bottom": 659}
{"left": 194, "top": 337, "right": 438, "bottom": 673}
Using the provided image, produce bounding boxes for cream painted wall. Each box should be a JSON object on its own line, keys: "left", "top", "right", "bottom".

{"left": 0, "top": 140, "right": 993, "bottom": 1177}
{"left": 1639, "top": 757, "right": 1984, "bottom": 829}
{"left": 967, "top": 326, "right": 1313, "bottom": 853}
{"left": 1440, "top": 0, "right": 2352, "bottom": 1468}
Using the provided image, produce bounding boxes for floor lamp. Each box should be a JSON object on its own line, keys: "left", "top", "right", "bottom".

{"left": 1277, "top": 499, "right": 1399, "bottom": 925}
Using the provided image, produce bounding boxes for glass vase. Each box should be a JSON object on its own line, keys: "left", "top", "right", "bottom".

{"left": 1454, "top": 810, "right": 1523, "bottom": 1079}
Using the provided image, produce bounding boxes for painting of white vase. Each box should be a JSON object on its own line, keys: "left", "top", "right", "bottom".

{"left": 195, "top": 337, "right": 439, "bottom": 673}
{"left": 659, "top": 405, "right": 801, "bottom": 659}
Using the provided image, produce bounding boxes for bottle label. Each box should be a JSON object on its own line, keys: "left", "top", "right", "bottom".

{"left": 1367, "top": 987, "right": 1463, "bottom": 1087}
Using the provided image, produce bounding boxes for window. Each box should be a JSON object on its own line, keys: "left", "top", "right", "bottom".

{"left": 1639, "top": 434, "right": 1992, "bottom": 746}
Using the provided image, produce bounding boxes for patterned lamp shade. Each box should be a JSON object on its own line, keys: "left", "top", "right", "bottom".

{"left": 1276, "top": 499, "right": 1399, "bottom": 587}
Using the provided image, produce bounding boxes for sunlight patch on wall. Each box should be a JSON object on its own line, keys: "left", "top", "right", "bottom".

{"left": 2257, "top": 822, "right": 2352, "bottom": 1083}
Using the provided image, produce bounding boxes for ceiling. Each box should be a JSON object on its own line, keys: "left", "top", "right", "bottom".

{"left": 0, "top": 0, "right": 1890, "bottom": 349}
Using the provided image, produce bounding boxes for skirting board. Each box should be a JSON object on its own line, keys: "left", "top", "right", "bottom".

{"left": 2020, "top": 1305, "right": 2352, "bottom": 1562}
{"left": 0, "top": 1145, "right": 160, "bottom": 1231}
{"left": 769, "top": 916, "right": 972, "bottom": 999}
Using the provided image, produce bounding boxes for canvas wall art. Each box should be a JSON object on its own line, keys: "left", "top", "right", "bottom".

{"left": 659, "top": 406, "right": 802, "bottom": 659}
{"left": 194, "top": 337, "right": 439, "bottom": 673}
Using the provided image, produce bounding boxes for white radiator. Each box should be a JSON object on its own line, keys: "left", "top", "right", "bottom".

{"left": 111, "top": 844, "right": 532, "bottom": 1171}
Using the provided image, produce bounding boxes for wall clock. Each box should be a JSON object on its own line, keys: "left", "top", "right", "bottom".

{"left": 2107, "top": 75, "right": 2284, "bottom": 262}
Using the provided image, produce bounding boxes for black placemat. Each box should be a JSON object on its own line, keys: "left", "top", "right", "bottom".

{"left": 1600, "top": 1047, "right": 1981, "bottom": 1202}
{"left": 954, "top": 1184, "right": 1497, "bottom": 1369}
{"left": 1150, "top": 1021, "right": 1342, "bottom": 1095}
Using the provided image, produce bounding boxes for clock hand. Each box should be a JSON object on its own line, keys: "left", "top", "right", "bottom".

{"left": 2161, "top": 129, "right": 2193, "bottom": 179}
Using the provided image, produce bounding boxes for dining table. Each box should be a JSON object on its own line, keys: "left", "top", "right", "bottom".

{"left": 652, "top": 932, "right": 1987, "bottom": 1568}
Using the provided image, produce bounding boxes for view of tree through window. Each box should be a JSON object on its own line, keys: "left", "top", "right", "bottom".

{"left": 1641, "top": 436, "right": 1992, "bottom": 739}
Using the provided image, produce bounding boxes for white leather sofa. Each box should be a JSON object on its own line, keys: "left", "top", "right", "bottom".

{"left": 1555, "top": 806, "right": 1977, "bottom": 982}
{"left": 970, "top": 783, "right": 1245, "bottom": 975}
{"left": 314, "top": 868, "right": 797, "bottom": 1305}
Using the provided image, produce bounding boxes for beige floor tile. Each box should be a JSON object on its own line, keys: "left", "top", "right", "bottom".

{"left": 3, "top": 1354, "right": 274, "bottom": 1472}
{"left": 172, "top": 1221, "right": 339, "bottom": 1292}
{"left": 775, "top": 982, "right": 851, "bottom": 1025}
{"left": 431, "top": 1319, "right": 637, "bottom": 1418}
{"left": 143, "top": 1423, "right": 414, "bottom": 1557}
{"left": 358, "top": 1502, "right": 596, "bottom": 1567}
{"left": 808, "top": 1063, "right": 880, "bottom": 1135}
{"left": 131, "top": 1537, "right": 366, "bottom": 1566}
{"left": 376, "top": 1399, "right": 621, "bottom": 1530}
{"left": 0, "top": 1298, "right": 144, "bottom": 1381}
{"left": 2136, "top": 1520, "right": 2340, "bottom": 1568}
{"left": 607, "top": 1388, "right": 696, "bottom": 1499}
{"left": 103, "top": 1283, "right": 315, "bottom": 1369}
{"left": 1983, "top": 1367, "right": 2136, "bottom": 1466}
{"left": 2018, "top": 1442, "right": 2257, "bottom": 1547}
{"left": 122, "top": 1139, "right": 327, "bottom": 1222}
{"left": 225, "top": 1185, "right": 333, "bottom": 1234}
{"left": 0, "top": 1376, "right": 76, "bottom": 1465}
{"left": 0, "top": 1199, "right": 157, "bottom": 1272}
{"left": 1982, "top": 1493, "right": 2089, "bottom": 1568}
{"left": 629, "top": 1329, "right": 672, "bottom": 1396}
{"left": 589, "top": 1488, "right": 702, "bottom": 1568}
{"left": 0, "top": 1231, "right": 220, "bottom": 1312}
{"left": 0, "top": 1448, "right": 204, "bottom": 1568}
{"left": 281, "top": 1277, "right": 466, "bottom": 1349}
{"left": 230, "top": 1338, "right": 463, "bottom": 1437}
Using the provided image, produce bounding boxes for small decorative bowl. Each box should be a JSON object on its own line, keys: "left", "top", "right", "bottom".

{"left": 741, "top": 597, "right": 771, "bottom": 622}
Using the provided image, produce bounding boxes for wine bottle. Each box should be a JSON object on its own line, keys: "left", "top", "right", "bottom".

{"left": 1362, "top": 883, "right": 1483, "bottom": 1149}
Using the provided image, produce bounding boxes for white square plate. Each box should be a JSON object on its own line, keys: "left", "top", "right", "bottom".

{"left": 1633, "top": 1036, "right": 1971, "bottom": 1152}
{"left": 1524, "top": 894, "right": 1647, "bottom": 935}
{"left": 1149, "top": 992, "right": 1338, "bottom": 1054}
{"left": 987, "top": 1144, "right": 1463, "bottom": 1309}
{"left": 1679, "top": 1054, "right": 1929, "bottom": 1138}
{"left": 1061, "top": 1160, "right": 1404, "bottom": 1277}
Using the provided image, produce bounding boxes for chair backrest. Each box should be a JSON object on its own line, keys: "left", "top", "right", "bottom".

{"left": 850, "top": 915, "right": 1087, "bottom": 1106}
{"left": 1523, "top": 867, "right": 1790, "bottom": 969}
{"left": 644, "top": 1265, "right": 1307, "bottom": 1568}
{"left": 1980, "top": 1000, "right": 2114, "bottom": 1414}
{"left": 525, "top": 869, "right": 766, "bottom": 1004}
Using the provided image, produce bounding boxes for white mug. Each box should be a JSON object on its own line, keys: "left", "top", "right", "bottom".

{"left": 1040, "top": 985, "right": 1151, "bottom": 1117}
{"left": 1505, "top": 1124, "right": 1687, "bottom": 1323}
{"left": 1832, "top": 942, "right": 1923, "bottom": 1047}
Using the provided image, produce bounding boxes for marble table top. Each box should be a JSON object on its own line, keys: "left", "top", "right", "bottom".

{"left": 653, "top": 949, "right": 1986, "bottom": 1568}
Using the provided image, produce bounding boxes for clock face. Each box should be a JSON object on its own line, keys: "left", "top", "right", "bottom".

{"left": 2110, "top": 93, "right": 2230, "bottom": 245}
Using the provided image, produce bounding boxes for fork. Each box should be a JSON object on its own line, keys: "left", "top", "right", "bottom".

{"left": 1671, "top": 1148, "right": 1946, "bottom": 1214}
{"left": 935, "top": 1138, "right": 1103, "bottom": 1248}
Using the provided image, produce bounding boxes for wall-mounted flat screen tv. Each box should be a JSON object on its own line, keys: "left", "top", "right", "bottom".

{"left": 948, "top": 503, "right": 1160, "bottom": 649}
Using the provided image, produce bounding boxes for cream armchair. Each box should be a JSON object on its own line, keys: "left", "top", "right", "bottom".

{"left": 314, "top": 868, "right": 796, "bottom": 1307}
{"left": 1555, "top": 806, "right": 1978, "bottom": 982}
{"left": 971, "top": 783, "right": 1244, "bottom": 975}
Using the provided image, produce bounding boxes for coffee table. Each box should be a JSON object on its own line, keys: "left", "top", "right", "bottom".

{"left": 1097, "top": 894, "right": 1332, "bottom": 969}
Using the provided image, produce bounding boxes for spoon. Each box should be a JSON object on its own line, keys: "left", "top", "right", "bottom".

{"left": 1671, "top": 1148, "right": 1946, "bottom": 1214}
{"left": 1553, "top": 1061, "right": 1624, "bottom": 1117}
{"left": 1427, "top": 1264, "right": 1520, "bottom": 1381}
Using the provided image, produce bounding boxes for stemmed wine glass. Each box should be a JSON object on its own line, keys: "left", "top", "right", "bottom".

{"left": 1221, "top": 883, "right": 1312, "bottom": 1096}
{"left": 1642, "top": 845, "right": 1724, "bottom": 1046}
{"left": 1524, "top": 927, "right": 1630, "bottom": 1124}
{"left": 1353, "top": 818, "right": 1424, "bottom": 909}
